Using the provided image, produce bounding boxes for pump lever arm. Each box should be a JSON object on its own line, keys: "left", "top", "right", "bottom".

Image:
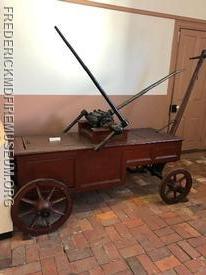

{"left": 63, "top": 110, "right": 88, "bottom": 134}
{"left": 54, "top": 26, "right": 128, "bottom": 128}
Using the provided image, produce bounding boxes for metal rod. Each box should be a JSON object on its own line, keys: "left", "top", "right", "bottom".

{"left": 190, "top": 51, "right": 206, "bottom": 60}
{"left": 63, "top": 110, "right": 87, "bottom": 133}
{"left": 170, "top": 49, "right": 206, "bottom": 135}
{"left": 94, "top": 131, "right": 116, "bottom": 151}
{"left": 54, "top": 26, "right": 128, "bottom": 128}
{"left": 111, "top": 70, "right": 182, "bottom": 113}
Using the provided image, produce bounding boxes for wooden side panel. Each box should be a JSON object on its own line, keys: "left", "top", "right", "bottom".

{"left": 76, "top": 148, "right": 123, "bottom": 190}
{"left": 16, "top": 152, "right": 76, "bottom": 187}
{"left": 152, "top": 141, "right": 182, "bottom": 162}
{"left": 123, "top": 144, "right": 153, "bottom": 166}
{"left": 14, "top": 131, "right": 182, "bottom": 192}
{"left": 123, "top": 141, "right": 182, "bottom": 167}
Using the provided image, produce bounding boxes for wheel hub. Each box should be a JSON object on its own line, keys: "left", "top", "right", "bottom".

{"left": 40, "top": 210, "right": 51, "bottom": 218}
{"left": 168, "top": 180, "right": 179, "bottom": 190}
{"left": 36, "top": 199, "right": 51, "bottom": 217}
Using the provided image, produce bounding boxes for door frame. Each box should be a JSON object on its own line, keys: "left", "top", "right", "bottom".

{"left": 167, "top": 20, "right": 206, "bottom": 129}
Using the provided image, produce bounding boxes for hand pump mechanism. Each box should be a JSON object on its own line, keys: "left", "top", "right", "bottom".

{"left": 54, "top": 26, "right": 181, "bottom": 149}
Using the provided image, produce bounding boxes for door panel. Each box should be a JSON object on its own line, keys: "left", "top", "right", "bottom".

{"left": 171, "top": 28, "right": 206, "bottom": 150}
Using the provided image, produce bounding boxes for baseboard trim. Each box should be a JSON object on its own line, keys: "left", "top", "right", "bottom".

{"left": 0, "top": 231, "right": 13, "bottom": 240}
{"left": 182, "top": 149, "right": 206, "bottom": 154}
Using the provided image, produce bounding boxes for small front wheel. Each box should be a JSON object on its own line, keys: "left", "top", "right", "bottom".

{"left": 11, "top": 178, "right": 72, "bottom": 235}
{"left": 160, "top": 169, "right": 192, "bottom": 204}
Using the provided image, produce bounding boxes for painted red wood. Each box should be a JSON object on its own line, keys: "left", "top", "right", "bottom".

{"left": 14, "top": 128, "right": 182, "bottom": 192}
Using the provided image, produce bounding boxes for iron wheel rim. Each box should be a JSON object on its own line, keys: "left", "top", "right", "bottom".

{"left": 160, "top": 169, "right": 192, "bottom": 204}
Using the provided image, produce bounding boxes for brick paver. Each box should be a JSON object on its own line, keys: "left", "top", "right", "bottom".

{"left": 41, "top": 257, "right": 58, "bottom": 275}
{"left": 155, "top": 255, "right": 181, "bottom": 271}
{"left": 0, "top": 152, "right": 206, "bottom": 274}
{"left": 167, "top": 243, "right": 190, "bottom": 263}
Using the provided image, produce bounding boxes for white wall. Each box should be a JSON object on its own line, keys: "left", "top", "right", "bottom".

{"left": 0, "top": 0, "right": 174, "bottom": 95}
{"left": 95, "top": 0, "right": 206, "bottom": 21}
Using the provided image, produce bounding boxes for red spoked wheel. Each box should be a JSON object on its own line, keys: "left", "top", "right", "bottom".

{"left": 11, "top": 178, "right": 72, "bottom": 235}
{"left": 160, "top": 169, "right": 192, "bottom": 204}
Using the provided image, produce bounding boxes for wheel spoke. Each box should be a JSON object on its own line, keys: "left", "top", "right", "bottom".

{"left": 36, "top": 186, "right": 44, "bottom": 200}
{"left": 19, "top": 209, "right": 35, "bottom": 218}
{"left": 52, "top": 197, "right": 67, "bottom": 205}
{"left": 40, "top": 216, "right": 51, "bottom": 228}
{"left": 30, "top": 215, "right": 39, "bottom": 228}
{"left": 21, "top": 198, "right": 36, "bottom": 205}
{"left": 45, "top": 217, "right": 51, "bottom": 227}
{"left": 178, "top": 175, "right": 186, "bottom": 183}
{"left": 47, "top": 187, "right": 56, "bottom": 201}
{"left": 51, "top": 207, "right": 65, "bottom": 216}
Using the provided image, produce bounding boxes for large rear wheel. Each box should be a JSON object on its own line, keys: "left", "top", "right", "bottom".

{"left": 11, "top": 178, "right": 72, "bottom": 235}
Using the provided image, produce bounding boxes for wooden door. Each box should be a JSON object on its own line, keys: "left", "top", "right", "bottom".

{"left": 170, "top": 28, "right": 206, "bottom": 150}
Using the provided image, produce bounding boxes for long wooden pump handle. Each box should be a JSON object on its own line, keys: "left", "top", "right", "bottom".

{"left": 54, "top": 26, "right": 128, "bottom": 128}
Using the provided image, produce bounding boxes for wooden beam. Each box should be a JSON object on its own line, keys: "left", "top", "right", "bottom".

{"left": 60, "top": 0, "right": 206, "bottom": 24}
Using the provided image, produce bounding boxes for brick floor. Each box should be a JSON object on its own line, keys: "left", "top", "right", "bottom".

{"left": 0, "top": 152, "right": 206, "bottom": 274}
